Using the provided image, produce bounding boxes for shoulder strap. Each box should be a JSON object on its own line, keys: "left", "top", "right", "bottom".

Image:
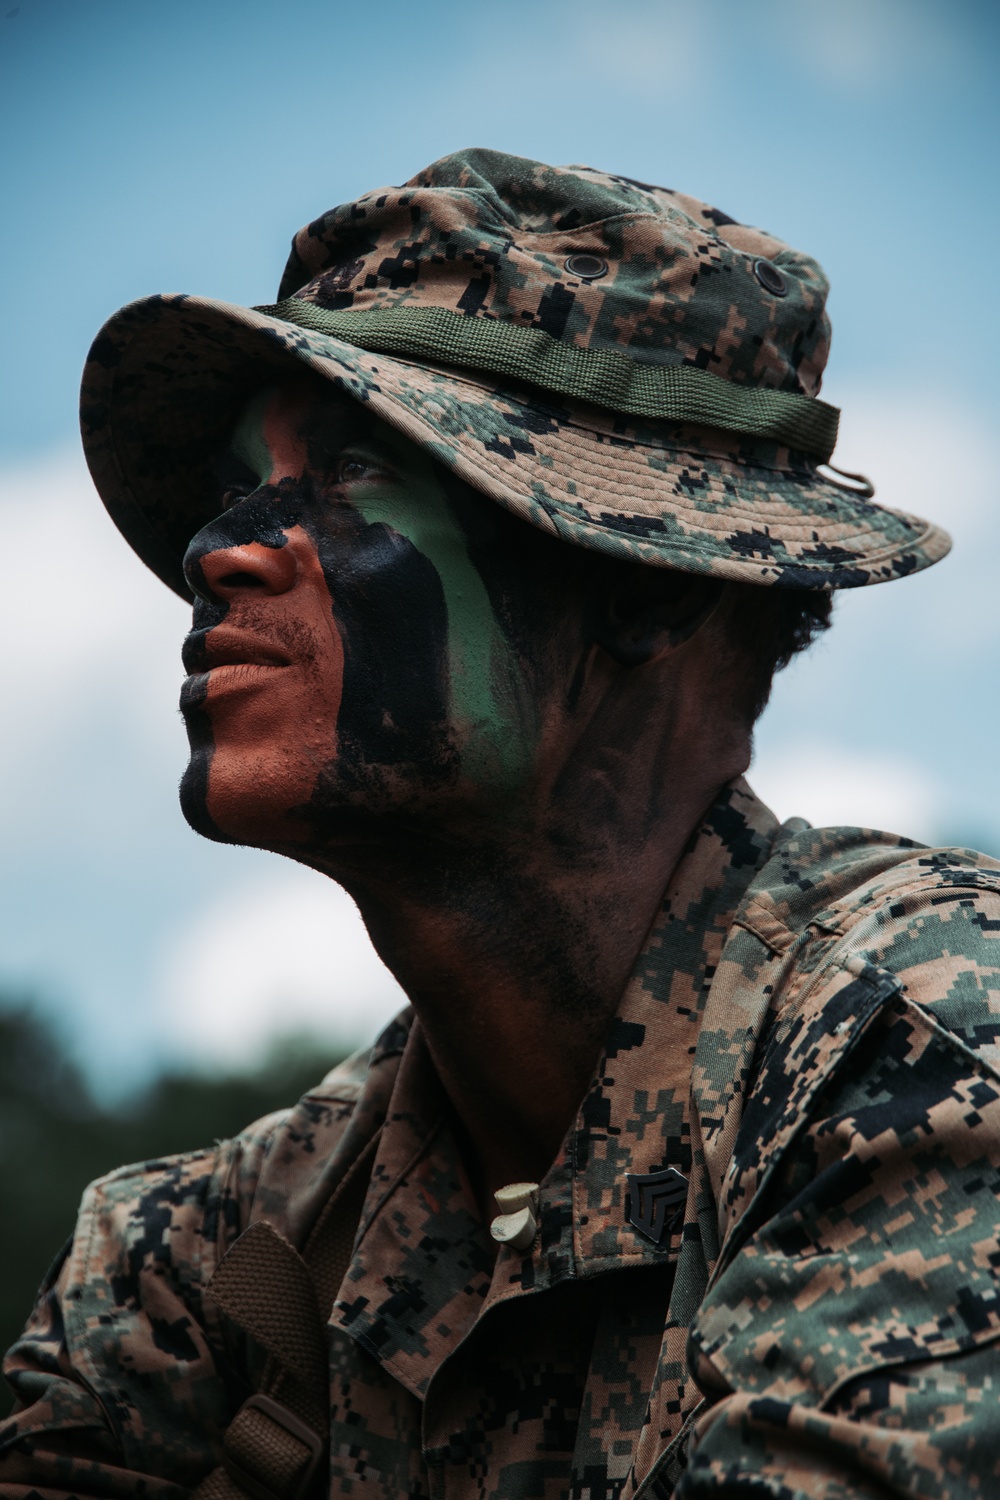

{"left": 193, "top": 1136, "right": 378, "bottom": 1500}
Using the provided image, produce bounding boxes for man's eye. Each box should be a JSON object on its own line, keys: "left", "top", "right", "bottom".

{"left": 334, "top": 455, "right": 383, "bottom": 485}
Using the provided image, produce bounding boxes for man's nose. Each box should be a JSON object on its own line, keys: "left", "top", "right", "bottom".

{"left": 185, "top": 540, "right": 298, "bottom": 602}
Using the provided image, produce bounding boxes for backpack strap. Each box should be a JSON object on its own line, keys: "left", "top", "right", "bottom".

{"left": 193, "top": 1135, "right": 378, "bottom": 1500}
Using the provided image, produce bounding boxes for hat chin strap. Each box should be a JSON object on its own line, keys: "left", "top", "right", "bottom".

{"left": 815, "top": 463, "right": 875, "bottom": 498}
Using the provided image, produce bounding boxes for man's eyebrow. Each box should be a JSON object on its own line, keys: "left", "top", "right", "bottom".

{"left": 299, "top": 396, "right": 384, "bottom": 470}
{"left": 210, "top": 449, "right": 260, "bottom": 488}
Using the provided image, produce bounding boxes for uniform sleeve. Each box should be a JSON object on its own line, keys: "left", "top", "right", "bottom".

{"left": 0, "top": 1145, "right": 250, "bottom": 1498}
{"left": 680, "top": 878, "right": 1000, "bottom": 1499}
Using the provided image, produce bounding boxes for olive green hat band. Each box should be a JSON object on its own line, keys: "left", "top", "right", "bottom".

{"left": 253, "top": 297, "right": 841, "bottom": 462}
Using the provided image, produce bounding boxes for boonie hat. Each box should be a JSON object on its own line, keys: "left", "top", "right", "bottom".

{"left": 81, "top": 148, "right": 950, "bottom": 601}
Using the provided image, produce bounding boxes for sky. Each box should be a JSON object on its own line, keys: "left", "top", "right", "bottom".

{"left": 1, "top": 0, "right": 998, "bottom": 1095}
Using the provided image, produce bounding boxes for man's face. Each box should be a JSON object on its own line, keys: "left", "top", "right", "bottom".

{"left": 180, "top": 374, "right": 589, "bottom": 860}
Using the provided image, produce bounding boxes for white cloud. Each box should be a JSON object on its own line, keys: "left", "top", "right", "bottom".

{"left": 0, "top": 451, "right": 188, "bottom": 793}
{"left": 750, "top": 738, "right": 944, "bottom": 843}
{"left": 755, "top": 389, "right": 1000, "bottom": 847}
{"left": 765, "top": 0, "right": 959, "bottom": 88}
{"left": 825, "top": 386, "right": 996, "bottom": 541}
{"left": 565, "top": 1, "right": 709, "bottom": 93}
{"left": 546, "top": 0, "right": 955, "bottom": 103}
{"left": 152, "top": 864, "right": 409, "bottom": 1071}
{"left": 764, "top": 384, "right": 1000, "bottom": 688}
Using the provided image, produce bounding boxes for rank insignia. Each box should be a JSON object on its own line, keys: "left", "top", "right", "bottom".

{"left": 626, "top": 1167, "right": 689, "bottom": 1245}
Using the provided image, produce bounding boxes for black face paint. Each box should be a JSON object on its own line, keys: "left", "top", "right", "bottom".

{"left": 301, "top": 515, "right": 456, "bottom": 821}
{"left": 182, "top": 485, "right": 302, "bottom": 612}
{"left": 288, "top": 394, "right": 457, "bottom": 809}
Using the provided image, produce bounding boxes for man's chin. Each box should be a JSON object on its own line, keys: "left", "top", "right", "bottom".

{"left": 179, "top": 752, "right": 320, "bottom": 852}
{"left": 179, "top": 755, "right": 234, "bottom": 844}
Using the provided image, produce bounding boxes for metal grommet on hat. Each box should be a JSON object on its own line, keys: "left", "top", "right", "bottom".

{"left": 752, "top": 258, "right": 787, "bottom": 297}
{"left": 564, "top": 253, "right": 609, "bottom": 281}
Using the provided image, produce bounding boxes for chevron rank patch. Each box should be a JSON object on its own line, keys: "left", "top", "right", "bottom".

{"left": 626, "top": 1166, "right": 689, "bottom": 1245}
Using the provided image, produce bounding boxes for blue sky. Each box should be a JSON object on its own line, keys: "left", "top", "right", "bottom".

{"left": 1, "top": 0, "right": 998, "bottom": 1092}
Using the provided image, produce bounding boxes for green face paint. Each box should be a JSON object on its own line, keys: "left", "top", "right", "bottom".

{"left": 231, "top": 389, "right": 278, "bottom": 484}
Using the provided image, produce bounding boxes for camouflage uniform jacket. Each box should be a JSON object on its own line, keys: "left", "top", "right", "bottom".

{"left": 4, "top": 780, "right": 1000, "bottom": 1500}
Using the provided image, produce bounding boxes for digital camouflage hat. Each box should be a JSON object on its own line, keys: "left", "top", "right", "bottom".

{"left": 81, "top": 148, "right": 950, "bottom": 600}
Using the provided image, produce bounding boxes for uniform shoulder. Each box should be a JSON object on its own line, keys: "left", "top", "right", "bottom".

{"left": 731, "top": 824, "right": 1000, "bottom": 1075}
{"left": 0, "top": 1026, "right": 409, "bottom": 1489}
{"left": 302, "top": 1038, "right": 379, "bottom": 1099}
{"left": 738, "top": 822, "right": 1000, "bottom": 947}
{"left": 230, "top": 1013, "right": 412, "bottom": 1240}
{"left": 66, "top": 1034, "right": 390, "bottom": 1297}
{"left": 74, "top": 1018, "right": 408, "bottom": 1265}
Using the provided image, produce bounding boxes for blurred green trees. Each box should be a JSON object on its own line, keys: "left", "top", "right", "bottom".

{"left": 0, "top": 1006, "right": 343, "bottom": 1366}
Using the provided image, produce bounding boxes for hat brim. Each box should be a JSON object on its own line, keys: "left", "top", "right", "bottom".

{"left": 81, "top": 294, "right": 951, "bottom": 601}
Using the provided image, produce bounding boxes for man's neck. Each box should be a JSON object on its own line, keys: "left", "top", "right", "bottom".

{"left": 294, "top": 630, "right": 752, "bottom": 1219}
{"left": 317, "top": 769, "right": 737, "bottom": 1218}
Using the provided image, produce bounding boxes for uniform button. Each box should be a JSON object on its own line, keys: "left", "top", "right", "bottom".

{"left": 753, "top": 259, "right": 788, "bottom": 297}
{"left": 564, "top": 253, "right": 609, "bottom": 280}
{"left": 490, "top": 1181, "right": 540, "bottom": 1253}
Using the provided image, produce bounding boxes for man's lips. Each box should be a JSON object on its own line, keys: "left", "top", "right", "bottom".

{"left": 207, "top": 645, "right": 290, "bottom": 669}
{"left": 182, "top": 628, "right": 291, "bottom": 674}
{"left": 179, "top": 632, "right": 294, "bottom": 713}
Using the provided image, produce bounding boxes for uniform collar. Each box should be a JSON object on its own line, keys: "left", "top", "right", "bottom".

{"left": 331, "top": 779, "right": 779, "bottom": 1398}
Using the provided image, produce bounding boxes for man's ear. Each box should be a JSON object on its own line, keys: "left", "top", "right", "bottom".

{"left": 595, "top": 574, "right": 724, "bottom": 667}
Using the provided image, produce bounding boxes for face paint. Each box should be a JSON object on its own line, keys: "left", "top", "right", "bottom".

{"left": 316, "top": 425, "right": 537, "bottom": 795}
{"left": 179, "top": 377, "right": 551, "bottom": 854}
